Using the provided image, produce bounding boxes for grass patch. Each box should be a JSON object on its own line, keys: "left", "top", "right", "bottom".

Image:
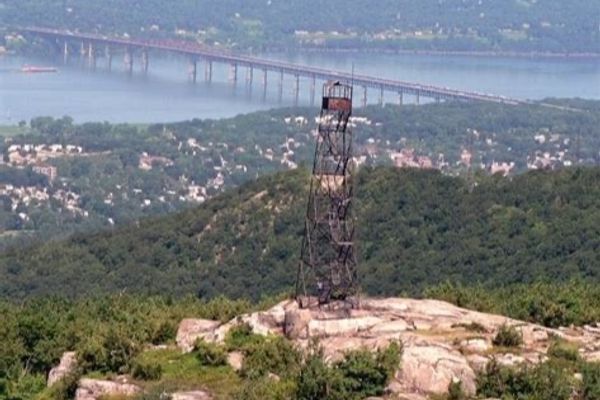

{"left": 133, "top": 348, "right": 242, "bottom": 400}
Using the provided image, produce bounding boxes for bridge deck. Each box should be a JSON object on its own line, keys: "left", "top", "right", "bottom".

{"left": 21, "top": 27, "right": 524, "bottom": 105}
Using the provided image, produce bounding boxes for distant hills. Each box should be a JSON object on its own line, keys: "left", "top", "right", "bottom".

{"left": 2, "top": 166, "right": 599, "bottom": 300}
{"left": 3, "top": 0, "right": 599, "bottom": 54}
{"left": 0, "top": 100, "right": 598, "bottom": 251}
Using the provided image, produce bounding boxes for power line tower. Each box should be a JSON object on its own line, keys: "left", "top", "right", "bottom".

{"left": 296, "top": 81, "right": 359, "bottom": 308}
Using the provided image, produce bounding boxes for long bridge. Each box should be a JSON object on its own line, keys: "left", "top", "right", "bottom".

{"left": 20, "top": 27, "right": 525, "bottom": 106}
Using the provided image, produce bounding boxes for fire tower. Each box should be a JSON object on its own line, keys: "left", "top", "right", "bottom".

{"left": 296, "top": 81, "right": 359, "bottom": 307}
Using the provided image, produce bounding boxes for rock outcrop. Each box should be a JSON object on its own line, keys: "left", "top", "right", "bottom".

{"left": 175, "top": 297, "right": 600, "bottom": 398}
{"left": 47, "top": 351, "right": 77, "bottom": 387}
{"left": 176, "top": 318, "right": 222, "bottom": 352}
{"left": 171, "top": 390, "right": 213, "bottom": 400}
{"left": 75, "top": 378, "right": 141, "bottom": 400}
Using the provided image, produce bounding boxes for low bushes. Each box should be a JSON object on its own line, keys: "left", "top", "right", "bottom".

{"left": 193, "top": 339, "right": 228, "bottom": 367}
{"left": 492, "top": 324, "right": 523, "bottom": 348}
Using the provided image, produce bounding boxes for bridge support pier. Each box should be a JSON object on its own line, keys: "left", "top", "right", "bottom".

{"left": 105, "top": 46, "right": 112, "bottom": 71}
{"left": 63, "top": 41, "right": 69, "bottom": 64}
{"left": 189, "top": 59, "right": 197, "bottom": 83}
{"left": 435, "top": 96, "right": 441, "bottom": 104}
{"left": 262, "top": 69, "right": 268, "bottom": 101}
{"left": 398, "top": 91, "right": 403, "bottom": 105}
{"left": 278, "top": 70, "right": 284, "bottom": 103}
{"left": 124, "top": 48, "right": 134, "bottom": 74}
{"left": 310, "top": 75, "right": 316, "bottom": 106}
{"left": 294, "top": 75, "right": 300, "bottom": 106}
{"left": 246, "top": 67, "right": 253, "bottom": 86}
{"left": 362, "top": 86, "right": 368, "bottom": 107}
{"left": 80, "top": 41, "right": 86, "bottom": 57}
{"left": 205, "top": 60, "right": 213, "bottom": 83}
{"left": 141, "top": 50, "right": 149, "bottom": 74}
{"left": 416, "top": 92, "right": 420, "bottom": 105}
{"left": 378, "top": 86, "right": 384, "bottom": 106}
{"left": 229, "top": 63, "right": 238, "bottom": 84}
{"left": 87, "top": 42, "right": 96, "bottom": 69}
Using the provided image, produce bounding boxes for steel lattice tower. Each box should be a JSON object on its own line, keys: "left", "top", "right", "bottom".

{"left": 296, "top": 81, "right": 359, "bottom": 307}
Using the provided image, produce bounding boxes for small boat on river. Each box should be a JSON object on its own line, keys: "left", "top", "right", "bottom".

{"left": 20, "top": 65, "right": 58, "bottom": 73}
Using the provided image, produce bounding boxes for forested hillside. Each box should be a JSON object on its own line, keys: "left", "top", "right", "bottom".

{"left": 0, "top": 101, "right": 598, "bottom": 250}
{"left": 2, "top": 166, "right": 599, "bottom": 301}
{"left": 3, "top": 0, "right": 599, "bottom": 53}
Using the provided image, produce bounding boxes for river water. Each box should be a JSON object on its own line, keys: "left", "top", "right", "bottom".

{"left": 1, "top": 52, "right": 598, "bottom": 124}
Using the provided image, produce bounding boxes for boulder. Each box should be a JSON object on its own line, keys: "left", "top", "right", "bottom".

{"left": 75, "top": 378, "right": 141, "bottom": 400}
{"left": 466, "top": 354, "right": 490, "bottom": 371}
{"left": 209, "top": 302, "right": 290, "bottom": 343}
{"left": 521, "top": 325, "right": 549, "bottom": 346}
{"left": 227, "top": 351, "right": 244, "bottom": 371}
{"left": 396, "top": 342, "right": 476, "bottom": 395}
{"left": 307, "top": 316, "right": 383, "bottom": 337}
{"left": 171, "top": 390, "right": 213, "bottom": 400}
{"left": 47, "top": 351, "right": 77, "bottom": 387}
{"left": 495, "top": 353, "right": 526, "bottom": 367}
{"left": 176, "top": 319, "right": 221, "bottom": 352}
{"left": 368, "top": 319, "right": 411, "bottom": 335}
{"left": 284, "top": 308, "right": 312, "bottom": 339}
{"left": 460, "top": 338, "right": 491, "bottom": 354}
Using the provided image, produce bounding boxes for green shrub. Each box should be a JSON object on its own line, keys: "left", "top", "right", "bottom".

{"left": 241, "top": 336, "right": 302, "bottom": 380}
{"left": 547, "top": 340, "right": 581, "bottom": 362}
{"left": 150, "top": 321, "right": 176, "bottom": 345}
{"left": 77, "top": 338, "right": 107, "bottom": 373}
{"left": 103, "top": 329, "right": 140, "bottom": 373}
{"left": 451, "top": 322, "right": 487, "bottom": 333}
{"left": 46, "top": 370, "right": 82, "bottom": 400}
{"left": 336, "top": 349, "right": 390, "bottom": 398}
{"left": 224, "top": 322, "right": 265, "bottom": 352}
{"left": 77, "top": 329, "right": 140, "bottom": 374}
{"left": 336, "top": 342, "right": 401, "bottom": 399}
{"left": 234, "top": 376, "right": 296, "bottom": 400}
{"left": 476, "top": 359, "right": 571, "bottom": 400}
{"left": 447, "top": 380, "right": 467, "bottom": 400}
{"left": 295, "top": 341, "right": 402, "bottom": 400}
{"left": 582, "top": 362, "right": 600, "bottom": 400}
{"left": 296, "top": 346, "right": 347, "bottom": 400}
{"left": 194, "top": 339, "right": 227, "bottom": 367}
{"left": 131, "top": 360, "right": 163, "bottom": 381}
{"left": 0, "top": 370, "right": 46, "bottom": 400}
{"left": 376, "top": 340, "right": 402, "bottom": 380}
{"left": 492, "top": 324, "right": 523, "bottom": 347}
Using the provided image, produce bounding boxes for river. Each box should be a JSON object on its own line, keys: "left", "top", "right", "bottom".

{"left": 1, "top": 52, "right": 598, "bottom": 124}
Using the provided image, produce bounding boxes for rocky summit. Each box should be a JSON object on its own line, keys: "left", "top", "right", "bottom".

{"left": 176, "top": 297, "right": 600, "bottom": 398}
{"left": 49, "top": 296, "right": 600, "bottom": 400}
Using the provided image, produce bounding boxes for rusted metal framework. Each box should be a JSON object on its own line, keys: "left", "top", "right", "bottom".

{"left": 296, "top": 81, "right": 359, "bottom": 307}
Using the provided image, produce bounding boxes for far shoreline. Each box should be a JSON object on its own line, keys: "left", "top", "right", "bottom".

{"left": 273, "top": 46, "right": 600, "bottom": 60}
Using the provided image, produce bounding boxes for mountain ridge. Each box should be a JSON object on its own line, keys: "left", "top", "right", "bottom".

{"left": 2, "top": 165, "right": 599, "bottom": 301}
